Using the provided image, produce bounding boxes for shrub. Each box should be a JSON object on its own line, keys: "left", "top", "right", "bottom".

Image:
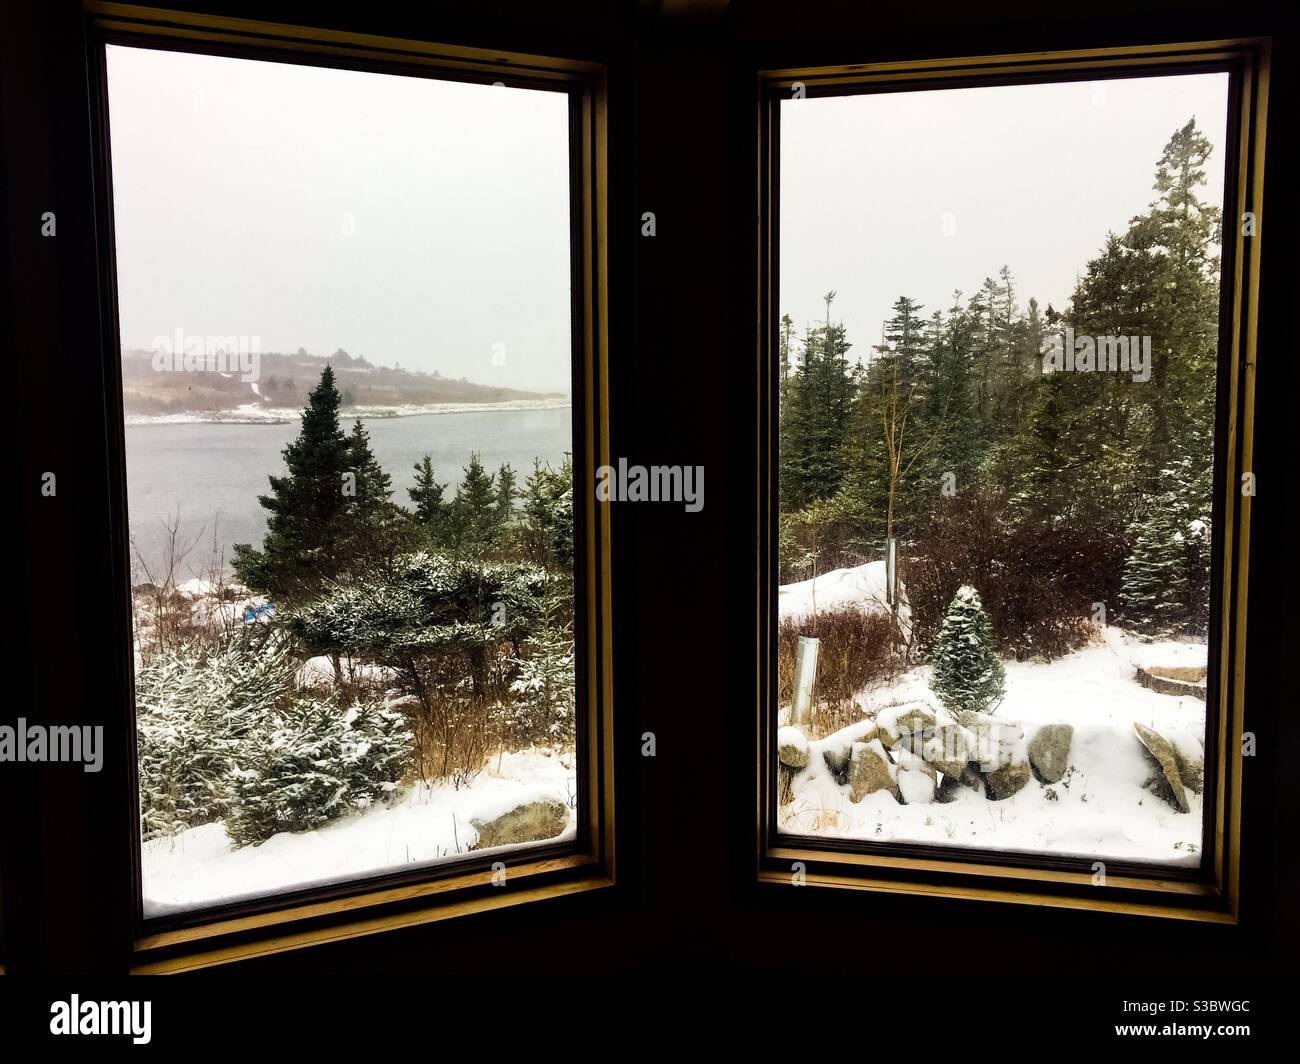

{"left": 929, "top": 585, "right": 1006, "bottom": 717}
{"left": 904, "top": 488, "right": 1124, "bottom": 660}
{"left": 777, "top": 605, "right": 897, "bottom": 735}
{"left": 136, "top": 631, "right": 295, "bottom": 840}
{"left": 225, "top": 697, "right": 413, "bottom": 847}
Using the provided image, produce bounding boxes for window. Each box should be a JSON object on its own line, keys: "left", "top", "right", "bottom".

{"left": 758, "top": 41, "right": 1268, "bottom": 918}
{"left": 88, "top": 5, "right": 612, "bottom": 967}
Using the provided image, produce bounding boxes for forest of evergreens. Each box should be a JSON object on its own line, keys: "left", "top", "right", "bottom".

{"left": 779, "top": 119, "right": 1223, "bottom": 659}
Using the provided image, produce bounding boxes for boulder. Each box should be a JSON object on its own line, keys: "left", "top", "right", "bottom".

{"left": 848, "top": 739, "right": 899, "bottom": 803}
{"left": 936, "top": 762, "right": 983, "bottom": 803}
{"left": 821, "top": 722, "right": 878, "bottom": 779}
{"left": 984, "top": 758, "right": 1031, "bottom": 800}
{"left": 920, "top": 718, "right": 977, "bottom": 778}
{"left": 471, "top": 797, "right": 570, "bottom": 849}
{"left": 1133, "top": 723, "right": 1190, "bottom": 812}
{"left": 893, "top": 749, "right": 936, "bottom": 805}
{"left": 1028, "top": 724, "right": 1073, "bottom": 784}
{"left": 777, "top": 726, "right": 810, "bottom": 769}
{"left": 1135, "top": 664, "right": 1207, "bottom": 701}
{"left": 876, "top": 703, "right": 936, "bottom": 750}
{"left": 1173, "top": 739, "right": 1205, "bottom": 795}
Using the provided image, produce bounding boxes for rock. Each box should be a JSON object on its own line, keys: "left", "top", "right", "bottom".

{"left": 1028, "top": 724, "right": 1073, "bottom": 784}
{"left": 920, "top": 718, "right": 977, "bottom": 778}
{"left": 471, "top": 797, "right": 570, "bottom": 849}
{"left": 777, "top": 726, "right": 810, "bottom": 769}
{"left": 848, "top": 739, "right": 899, "bottom": 803}
{"left": 893, "top": 749, "right": 936, "bottom": 805}
{"left": 936, "top": 762, "right": 983, "bottom": 803}
{"left": 876, "top": 703, "right": 936, "bottom": 750}
{"left": 1133, "top": 723, "right": 1190, "bottom": 813}
{"left": 1135, "top": 665, "right": 1207, "bottom": 701}
{"left": 1173, "top": 739, "right": 1205, "bottom": 795}
{"left": 984, "top": 758, "right": 1030, "bottom": 800}
{"left": 821, "top": 722, "right": 877, "bottom": 779}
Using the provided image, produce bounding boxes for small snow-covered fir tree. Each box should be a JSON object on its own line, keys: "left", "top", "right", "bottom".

{"left": 225, "top": 697, "right": 412, "bottom": 848}
{"left": 929, "top": 585, "right": 1005, "bottom": 717}
{"left": 136, "top": 632, "right": 295, "bottom": 839}
{"left": 1120, "top": 506, "right": 1190, "bottom": 637}
{"left": 505, "top": 579, "right": 576, "bottom": 749}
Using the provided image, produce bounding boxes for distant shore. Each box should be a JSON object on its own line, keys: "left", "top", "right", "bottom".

{"left": 124, "top": 397, "right": 572, "bottom": 427}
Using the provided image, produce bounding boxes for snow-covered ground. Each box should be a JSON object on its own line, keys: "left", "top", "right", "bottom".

{"left": 141, "top": 749, "right": 576, "bottom": 915}
{"left": 779, "top": 563, "right": 1208, "bottom": 866}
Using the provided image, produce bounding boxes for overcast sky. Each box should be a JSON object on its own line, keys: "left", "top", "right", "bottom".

{"left": 780, "top": 72, "right": 1230, "bottom": 360}
{"left": 106, "top": 45, "right": 573, "bottom": 394}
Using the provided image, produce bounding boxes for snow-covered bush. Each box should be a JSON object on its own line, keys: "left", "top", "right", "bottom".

{"left": 136, "top": 632, "right": 295, "bottom": 840}
{"left": 929, "top": 585, "right": 1005, "bottom": 718}
{"left": 225, "top": 698, "right": 412, "bottom": 847}
{"left": 505, "top": 580, "right": 576, "bottom": 748}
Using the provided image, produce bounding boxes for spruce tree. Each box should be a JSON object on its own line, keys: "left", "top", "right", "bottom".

{"left": 451, "top": 452, "right": 498, "bottom": 550}
{"left": 341, "top": 419, "right": 407, "bottom": 564}
{"left": 929, "top": 585, "right": 1006, "bottom": 717}
{"left": 495, "top": 462, "right": 518, "bottom": 528}
{"left": 232, "top": 366, "right": 352, "bottom": 602}
{"left": 409, "top": 454, "right": 449, "bottom": 545}
{"left": 1120, "top": 506, "right": 1190, "bottom": 637}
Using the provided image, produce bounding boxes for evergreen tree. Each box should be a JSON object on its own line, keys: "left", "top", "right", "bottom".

{"left": 232, "top": 366, "right": 352, "bottom": 602}
{"left": 780, "top": 300, "right": 856, "bottom": 509}
{"left": 409, "top": 454, "right": 450, "bottom": 544}
{"left": 340, "top": 419, "right": 407, "bottom": 564}
{"left": 505, "top": 576, "right": 576, "bottom": 748}
{"left": 451, "top": 452, "right": 498, "bottom": 550}
{"left": 929, "top": 585, "right": 1006, "bottom": 717}
{"left": 495, "top": 462, "right": 518, "bottom": 528}
{"left": 1120, "top": 512, "right": 1189, "bottom": 637}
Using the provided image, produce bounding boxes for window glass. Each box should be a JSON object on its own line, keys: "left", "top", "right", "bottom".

{"left": 108, "top": 45, "right": 578, "bottom": 914}
{"left": 776, "top": 73, "right": 1229, "bottom": 866}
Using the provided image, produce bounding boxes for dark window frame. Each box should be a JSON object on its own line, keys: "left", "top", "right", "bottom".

{"left": 756, "top": 37, "right": 1269, "bottom": 922}
{"left": 84, "top": 1, "right": 615, "bottom": 972}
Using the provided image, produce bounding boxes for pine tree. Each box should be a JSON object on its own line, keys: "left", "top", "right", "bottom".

{"left": 341, "top": 419, "right": 407, "bottom": 564}
{"left": 409, "top": 454, "right": 450, "bottom": 545}
{"left": 451, "top": 452, "right": 498, "bottom": 550}
{"left": 495, "top": 463, "right": 518, "bottom": 528}
{"left": 1120, "top": 505, "right": 1191, "bottom": 637}
{"left": 929, "top": 585, "right": 1006, "bottom": 718}
{"left": 232, "top": 366, "right": 352, "bottom": 602}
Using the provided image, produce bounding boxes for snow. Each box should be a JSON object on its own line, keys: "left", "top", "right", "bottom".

{"left": 778, "top": 569, "right": 1209, "bottom": 865}
{"left": 777, "top": 725, "right": 809, "bottom": 759}
{"left": 124, "top": 398, "right": 572, "bottom": 427}
{"left": 779, "top": 561, "right": 896, "bottom": 621}
{"left": 141, "top": 748, "right": 576, "bottom": 915}
{"left": 295, "top": 655, "right": 400, "bottom": 690}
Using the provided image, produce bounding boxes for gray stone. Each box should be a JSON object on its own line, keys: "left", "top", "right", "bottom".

{"left": 848, "top": 739, "right": 899, "bottom": 803}
{"left": 1133, "top": 723, "right": 1190, "bottom": 813}
{"left": 471, "top": 797, "right": 570, "bottom": 849}
{"left": 777, "top": 725, "right": 810, "bottom": 769}
{"left": 1028, "top": 724, "right": 1073, "bottom": 784}
{"left": 983, "top": 758, "right": 1030, "bottom": 800}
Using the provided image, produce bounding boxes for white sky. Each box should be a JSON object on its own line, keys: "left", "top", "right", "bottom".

{"left": 780, "top": 73, "right": 1230, "bottom": 358}
{"left": 106, "top": 45, "right": 573, "bottom": 394}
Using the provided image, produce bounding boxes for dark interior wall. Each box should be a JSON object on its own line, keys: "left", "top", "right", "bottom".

{"left": 2, "top": 0, "right": 1295, "bottom": 979}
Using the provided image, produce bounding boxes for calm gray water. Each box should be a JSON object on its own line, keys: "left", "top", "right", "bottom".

{"left": 124, "top": 407, "right": 572, "bottom": 579}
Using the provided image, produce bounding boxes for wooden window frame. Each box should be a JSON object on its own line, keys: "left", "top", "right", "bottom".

{"left": 755, "top": 38, "right": 1269, "bottom": 922}
{"left": 84, "top": 2, "right": 614, "bottom": 972}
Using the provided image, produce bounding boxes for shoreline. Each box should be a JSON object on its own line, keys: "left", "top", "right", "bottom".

{"left": 123, "top": 397, "right": 572, "bottom": 426}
